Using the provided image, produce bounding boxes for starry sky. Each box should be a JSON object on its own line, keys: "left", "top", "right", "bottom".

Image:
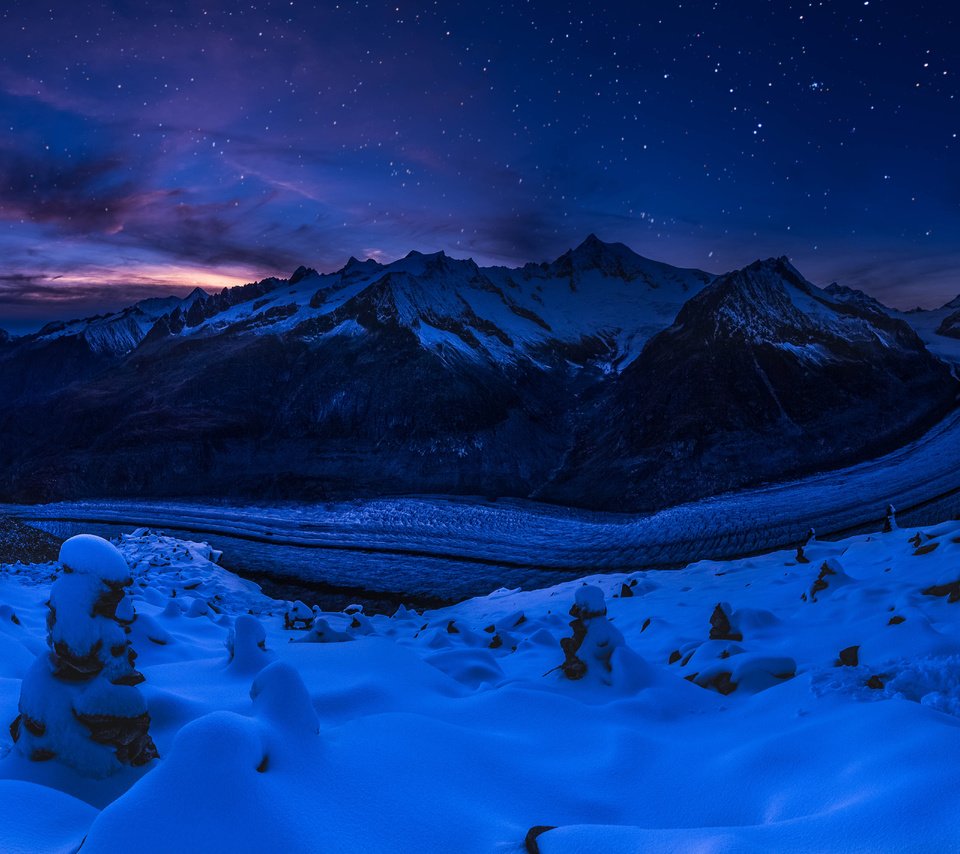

{"left": 0, "top": 0, "right": 957, "bottom": 333}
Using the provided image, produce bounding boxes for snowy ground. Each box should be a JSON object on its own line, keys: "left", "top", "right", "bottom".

{"left": 2, "top": 522, "right": 960, "bottom": 852}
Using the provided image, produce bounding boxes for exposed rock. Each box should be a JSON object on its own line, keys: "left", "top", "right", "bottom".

{"left": 709, "top": 603, "right": 742, "bottom": 641}
{"left": 837, "top": 645, "right": 860, "bottom": 667}
{"left": 525, "top": 825, "right": 556, "bottom": 854}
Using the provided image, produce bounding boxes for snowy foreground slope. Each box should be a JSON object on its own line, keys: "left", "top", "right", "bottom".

{"left": 3, "top": 524, "right": 960, "bottom": 852}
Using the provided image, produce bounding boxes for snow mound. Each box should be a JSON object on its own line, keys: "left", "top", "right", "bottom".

{"left": 59, "top": 535, "right": 131, "bottom": 583}
{"left": 0, "top": 779, "right": 97, "bottom": 854}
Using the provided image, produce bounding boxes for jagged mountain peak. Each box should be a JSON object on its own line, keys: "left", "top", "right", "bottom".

{"left": 395, "top": 249, "right": 478, "bottom": 276}
{"left": 288, "top": 265, "right": 318, "bottom": 285}
{"left": 546, "top": 235, "right": 712, "bottom": 294}
{"left": 340, "top": 255, "right": 381, "bottom": 271}
{"left": 183, "top": 287, "right": 210, "bottom": 305}
{"left": 403, "top": 249, "right": 448, "bottom": 262}
{"left": 556, "top": 234, "right": 644, "bottom": 270}
{"left": 671, "top": 258, "right": 810, "bottom": 343}
{"left": 941, "top": 294, "right": 960, "bottom": 311}
{"left": 739, "top": 255, "right": 805, "bottom": 282}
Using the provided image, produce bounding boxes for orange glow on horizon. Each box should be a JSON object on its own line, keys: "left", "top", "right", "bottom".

{"left": 37, "top": 265, "right": 275, "bottom": 301}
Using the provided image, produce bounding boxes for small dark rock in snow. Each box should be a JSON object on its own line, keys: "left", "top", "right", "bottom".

{"left": 837, "top": 645, "right": 860, "bottom": 667}
{"left": 922, "top": 581, "right": 960, "bottom": 603}
{"left": 704, "top": 671, "right": 737, "bottom": 695}
{"left": 913, "top": 541, "right": 940, "bottom": 556}
{"left": 525, "top": 825, "right": 556, "bottom": 854}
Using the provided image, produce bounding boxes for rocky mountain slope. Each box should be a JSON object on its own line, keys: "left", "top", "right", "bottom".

{"left": 543, "top": 257, "right": 958, "bottom": 509}
{"left": 0, "top": 241, "right": 955, "bottom": 510}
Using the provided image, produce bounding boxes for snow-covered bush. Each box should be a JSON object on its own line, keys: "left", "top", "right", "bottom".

{"left": 883, "top": 504, "right": 898, "bottom": 533}
{"left": 558, "top": 586, "right": 624, "bottom": 682}
{"left": 225, "top": 614, "right": 275, "bottom": 673}
{"left": 283, "top": 600, "right": 315, "bottom": 631}
{"left": 9, "top": 535, "right": 157, "bottom": 777}
{"left": 290, "top": 617, "right": 352, "bottom": 644}
{"left": 802, "top": 558, "right": 851, "bottom": 602}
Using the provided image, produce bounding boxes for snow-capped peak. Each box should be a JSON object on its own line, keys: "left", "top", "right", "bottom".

{"left": 664, "top": 255, "right": 919, "bottom": 356}
{"left": 3, "top": 239, "right": 714, "bottom": 368}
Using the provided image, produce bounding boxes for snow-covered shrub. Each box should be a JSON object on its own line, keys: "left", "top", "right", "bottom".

{"left": 803, "top": 558, "right": 851, "bottom": 602}
{"left": 225, "top": 615, "right": 275, "bottom": 673}
{"left": 9, "top": 535, "right": 157, "bottom": 776}
{"left": 883, "top": 504, "right": 897, "bottom": 533}
{"left": 347, "top": 612, "right": 376, "bottom": 635}
{"left": 558, "top": 586, "right": 625, "bottom": 682}
{"left": 290, "top": 617, "right": 352, "bottom": 644}
{"left": 691, "top": 653, "right": 796, "bottom": 695}
{"left": 283, "top": 600, "right": 315, "bottom": 630}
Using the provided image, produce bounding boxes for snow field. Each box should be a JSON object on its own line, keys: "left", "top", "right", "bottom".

{"left": 1, "top": 524, "right": 960, "bottom": 851}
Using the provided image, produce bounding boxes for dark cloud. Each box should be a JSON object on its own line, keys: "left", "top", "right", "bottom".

{"left": 0, "top": 150, "right": 142, "bottom": 234}
{"left": 0, "top": 146, "right": 309, "bottom": 274}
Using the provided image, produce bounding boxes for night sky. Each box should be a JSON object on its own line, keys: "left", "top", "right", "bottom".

{"left": 0, "top": 1, "right": 957, "bottom": 333}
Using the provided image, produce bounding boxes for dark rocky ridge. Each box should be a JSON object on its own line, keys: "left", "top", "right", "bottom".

{"left": 0, "top": 517, "right": 62, "bottom": 564}
{"left": 936, "top": 309, "right": 960, "bottom": 340}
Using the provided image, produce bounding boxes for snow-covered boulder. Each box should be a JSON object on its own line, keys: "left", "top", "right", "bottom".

{"left": 9, "top": 535, "right": 157, "bottom": 777}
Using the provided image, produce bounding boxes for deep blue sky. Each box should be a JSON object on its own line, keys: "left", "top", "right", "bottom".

{"left": 0, "top": 1, "right": 957, "bottom": 333}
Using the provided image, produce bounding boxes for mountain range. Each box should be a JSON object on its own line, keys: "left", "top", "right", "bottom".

{"left": 0, "top": 236, "right": 956, "bottom": 511}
